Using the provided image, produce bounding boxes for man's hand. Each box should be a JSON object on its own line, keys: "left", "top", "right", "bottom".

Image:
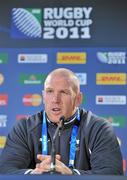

{"left": 30, "top": 154, "right": 72, "bottom": 175}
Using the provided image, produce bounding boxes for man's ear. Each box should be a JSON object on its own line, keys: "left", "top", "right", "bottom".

{"left": 42, "top": 90, "right": 45, "bottom": 104}
{"left": 76, "top": 92, "right": 83, "bottom": 107}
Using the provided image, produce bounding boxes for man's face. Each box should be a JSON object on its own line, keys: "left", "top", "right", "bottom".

{"left": 42, "top": 75, "right": 81, "bottom": 123}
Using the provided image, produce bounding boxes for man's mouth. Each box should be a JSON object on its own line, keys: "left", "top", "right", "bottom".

{"left": 52, "top": 108, "right": 61, "bottom": 112}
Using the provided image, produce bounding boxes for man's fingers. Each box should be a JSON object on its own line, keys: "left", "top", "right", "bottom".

{"left": 56, "top": 154, "right": 61, "bottom": 160}
{"left": 37, "top": 154, "right": 50, "bottom": 161}
{"left": 35, "top": 154, "right": 71, "bottom": 175}
{"left": 37, "top": 154, "right": 61, "bottom": 161}
{"left": 55, "top": 161, "right": 72, "bottom": 175}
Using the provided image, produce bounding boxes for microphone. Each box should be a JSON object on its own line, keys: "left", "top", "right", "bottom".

{"left": 50, "top": 116, "right": 65, "bottom": 174}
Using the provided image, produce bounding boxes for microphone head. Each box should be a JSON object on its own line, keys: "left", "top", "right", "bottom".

{"left": 59, "top": 116, "right": 65, "bottom": 128}
{"left": 60, "top": 116, "right": 65, "bottom": 121}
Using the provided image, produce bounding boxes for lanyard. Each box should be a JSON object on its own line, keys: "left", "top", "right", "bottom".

{"left": 42, "top": 109, "right": 80, "bottom": 167}
{"left": 42, "top": 111, "right": 48, "bottom": 155}
{"left": 69, "top": 109, "right": 80, "bottom": 167}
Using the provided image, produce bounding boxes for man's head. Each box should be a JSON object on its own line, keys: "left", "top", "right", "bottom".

{"left": 42, "top": 68, "right": 82, "bottom": 123}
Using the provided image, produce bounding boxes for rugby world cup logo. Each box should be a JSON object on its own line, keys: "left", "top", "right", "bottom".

{"left": 11, "top": 8, "right": 42, "bottom": 38}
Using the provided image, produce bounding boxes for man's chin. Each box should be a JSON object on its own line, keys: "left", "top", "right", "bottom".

{"left": 48, "top": 115, "right": 61, "bottom": 123}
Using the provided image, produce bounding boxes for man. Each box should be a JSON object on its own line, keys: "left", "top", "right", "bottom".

{"left": 0, "top": 68, "right": 123, "bottom": 175}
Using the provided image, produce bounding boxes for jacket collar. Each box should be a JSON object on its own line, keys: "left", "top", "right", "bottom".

{"left": 46, "top": 110, "right": 78, "bottom": 128}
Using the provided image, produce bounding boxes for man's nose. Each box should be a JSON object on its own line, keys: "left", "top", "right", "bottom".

{"left": 52, "top": 93, "right": 61, "bottom": 102}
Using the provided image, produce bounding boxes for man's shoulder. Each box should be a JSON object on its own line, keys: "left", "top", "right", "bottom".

{"left": 80, "top": 108, "right": 114, "bottom": 145}
{"left": 16, "top": 111, "right": 43, "bottom": 132}
{"left": 80, "top": 108, "right": 111, "bottom": 129}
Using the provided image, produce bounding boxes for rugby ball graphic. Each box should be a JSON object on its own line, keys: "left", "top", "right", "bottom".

{"left": 97, "top": 52, "right": 108, "bottom": 63}
{"left": 12, "top": 8, "right": 42, "bottom": 38}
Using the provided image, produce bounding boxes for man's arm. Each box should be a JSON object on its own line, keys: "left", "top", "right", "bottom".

{"left": 77, "top": 115, "right": 124, "bottom": 175}
{"left": 0, "top": 119, "right": 32, "bottom": 174}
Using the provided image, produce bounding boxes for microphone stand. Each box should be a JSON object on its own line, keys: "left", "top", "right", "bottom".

{"left": 50, "top": 116, "right": 65, "bottom": 174}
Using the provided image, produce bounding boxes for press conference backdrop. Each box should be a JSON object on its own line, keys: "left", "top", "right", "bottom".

{"left": 0, "top": 0, "right": 127, "bottom": 175}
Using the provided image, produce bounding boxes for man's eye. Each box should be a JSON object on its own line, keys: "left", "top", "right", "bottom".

{"left": 46, "top": 90, "right": 53, "bottom": 93}
{"left": 61, "top": 91, "right": 69, "bottom": 94}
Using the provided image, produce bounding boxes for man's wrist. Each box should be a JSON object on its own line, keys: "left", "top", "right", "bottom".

{"left": 69, "top": 167, "right": 80, "bottom": 175}
{"left": 24, "top": 169, "right": 33, "bottom": 174}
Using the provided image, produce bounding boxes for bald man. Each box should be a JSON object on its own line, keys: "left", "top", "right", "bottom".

{"left": 0, "top": 68, "right": 123, "bottom": 175}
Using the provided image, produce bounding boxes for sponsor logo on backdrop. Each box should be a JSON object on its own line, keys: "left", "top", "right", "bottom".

{"left": 18, "top": 54, "right": 48, "bottom": 63}
{"left": 96, "top": 95, "right": 126, "bottom": 105}
{"left": 0, "top": 114, "right": 7, "bottom": 127}
{"left": 19, "top": 74, "right": 47, "bottom": 85}
{"left": 123, "top": 159, "right": 126, "bottom": 173}
{"left": 11, "top": 8, "right": 42, "bottom": 38}
{"left": 97, "top": 52, "right": 126, "bottom": 64}
{"left": 0, "top": 115, "right": 7, "bottom": 127}
{"left": 23, "top": 94, "right": 42, "bottom": 106}
{"left": 0, "top": 94, "right": 8, "bottom": 106}
{"left": 11, "top": 7, "right": 93, "bottom": 39}
{"left": 16, "top": 115, "right": 29, "bottom": 120}
{"left": 57, "top": 52, "right": 86, "bottom": 64}
{"left": 0, "top": 73, "right": 4, "bottom": 85}
{"left": 0, "top": 136, "right": 6, "bottom": 148}
{"left": 96, "top": 73, "right": 126, "bottom": 85}
{"left": 76, "top": 73, "right": 87, "bottom": 85}
{"left": 82, "top": 95, "right": 86, "bottom": 105}
{"left": 0, "top": 53, "right": 8, "bottom": 64}
{"left": 104, "top": 116, "right": 126, "bottom": 128}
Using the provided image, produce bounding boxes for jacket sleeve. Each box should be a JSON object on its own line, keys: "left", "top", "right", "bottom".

{"left": 0, "top": 119, "right": 33, "bottom": 174}
{"left": 74, "top": 114, "right": 124, "bottom": 175}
